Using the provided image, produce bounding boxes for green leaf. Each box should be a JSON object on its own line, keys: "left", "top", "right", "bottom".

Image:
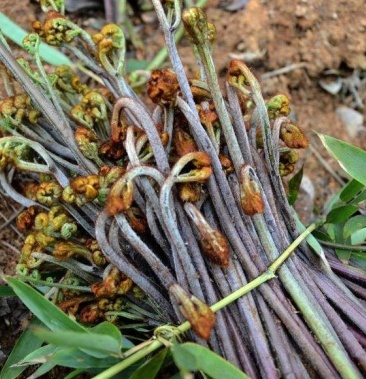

{"left": 294, "top": 213, "right": 327, "bottom": 263}
{"left": 33, "top": 328, "right": 122, "bottom": 358}
{"left": 0, "top": 318, "right": 43, "bottom": 379}
{"left": 326, "top": 204, "right": 359, "bottom": 224}
{"left": 317, "top": 132, "right": 366, "bottom": 186}
{"left": 89, "top": 321, "right": 134, "bottom": 355}
{"left": 6, "top": 279, "right": 130, "bottom": 359}
{"left": 0, "top": 12, "right": 72, "bottom": 66}
{"left": 6, "top": 277, "right": 88, "bottom": 333}
{"left": 350, "top": 228, "right": 366, "bottom": 245}
{"left": 171, "top": 340, "right": 199, "bottom": 372}
{"left": 324, "top": 223, "right": 336, "bottom": 239}
{"left": 287, "top": 165, "right": 304, "bottom": 206}
{"left": 339, "top": 179, "right": 365, "bottom": 202}
{"left": 173, "top": 342, "right": 249, "bottom": 379}
{"left": 64, "top": 369, "right": 86, "bottom": 379}
{"left": 350, "top": 252, "right": 366, "bottom": 270}
{"left": 0, "top": 285, "right": 15, "bottom": 297}
{"left": 126, "top": 59, "right": 149, "bottom": 73}
{"left": 312, "top": 230, "right": 333, "bottom": 243}
{"left": 26, "top": 361, "right": 57, "bottom": 379}
{"left": 51, "top": 348, "right": 121, "bottom": 369}
{"left": 166, "top": 374, "right": 182, "bottom": 379}
{"left": 343, "top": 215, "right": 366, "bottom": 239}
{"left": 335, "top": 249, "right": 352, "bottom": 264}
{"left": 90, "top": 321, "right": 134, "bottom": 351}
{"left": 15, "top": 344, "right": 59, "bottom": 366}
{"left": 351, "top": 189, "right": 366, "bottom": 205}
{"left": 121, "top": 336, "right": 135, "bottom": 350}
{"left": 90, "top": 321, "right": 123, "bottom": 349}
{"left": 130, "top": 348, "right": 168, "bottom": 379}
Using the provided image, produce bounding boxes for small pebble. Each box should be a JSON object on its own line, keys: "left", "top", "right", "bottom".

{"left": 293, "top": 175, "right": 315, "bottom": 224}
{"left": 336, "top": 106, "right": 364, "bottom": 138}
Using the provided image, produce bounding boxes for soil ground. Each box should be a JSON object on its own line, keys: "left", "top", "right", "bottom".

{"left": 1, "top": 0, "right": 366, "bottom": 373}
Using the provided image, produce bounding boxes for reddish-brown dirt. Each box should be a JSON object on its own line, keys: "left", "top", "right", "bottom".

{"left": 1, "top": 0, "right": 366, "bottom": 373}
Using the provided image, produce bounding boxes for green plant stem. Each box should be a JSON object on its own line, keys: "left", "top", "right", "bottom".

{"left": 318, "top": 240, "right": 366, "bottom": 252}
{"left": 31, "top": 37, "right": 69, "bottom": 126}
{"left": 212, "top": 221, "right": 318, "bottom": 312}
{"left": 195, "top": 37, "right": 244, "bottom": 175}
{"left": 24, "top": 278, "right": 92, "bottom": 292}
{"left": 91, "top": 222, "right": 318, "bottom": 379}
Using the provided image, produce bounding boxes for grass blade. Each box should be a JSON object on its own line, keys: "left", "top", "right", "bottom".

{"left": 0, "top": 318, "right": 43, "bottom": 379}
{"left": 15, "top": 345, "right": 59, "bottom": 367}
{"left": 51, "top": 348, "right": 121, "bottom": 369}
{"left": 6, "top": 277, "right": 87, "bottom": 333}
{"left": 288, "top": 165, "right": 304, "bottom": 206}
{"left": 0, "top": 285, "right": 15, "bottom": 297}
{"left": 26, "top": 361, "right": 57, "bottom": 379}
{"left": 32, "top": 328, "right": 122, "bottom": 358}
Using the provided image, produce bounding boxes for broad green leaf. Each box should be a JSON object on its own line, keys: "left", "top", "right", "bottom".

{"left": 317, "top": 132, "right": 366, "bottom": 186}
{"left": 171, "top": 340, "right": 199, "bottom": 372}
{"left": 0, "top": 318, "right": 43, "bottom": 379}
{"left": 174, "top": 342, "right": 249, "bottom": 379}
{"left": 288, "top": 165, "right": 304, "bottom": 206}
{"left": 6, "top": 277, "right": 87, "bottom": 333}
{"left": 51, "top": 348, "right": 121, "bottom": 369}
{"left": 0, "top": 12, "right": 72, "bottom": 66}
{"left": 343, "top": 216, "right": 366, "bottom": 239}
{"left": 333, "top": 223, "right": 347, "bottom": 245}
{"left": 326, "top": 204, "right": 358, "bottom": 224}
{"left": 121, "top": 336, "right": 135, "bottom": 350}
{"left": 312, "top": 230, "right": 333, "bottom": 243}
{"left": 33, "top": 328, "right": 121, "bottom": 358}
{"left": 86, "top": 321, "right": 134, "bottom": 356}
{"left": 130, "top": 348, "right": 168, "bottom": 379}
{"left": 323, "top": 223, "right": 336, "bottom": 239}
{"left": 350, "top": 228, "right": 366, "bottom": 245}
{"left": 90, "top": 321, "right": 123, "bottom": 351}
{"left": 15, "top": 344, "right": 59, "bottom": 366}
{"left": 335, "top": 249, "right": 352, "bottom": 264}
{"left": 339, "top": 179, "right": 364, "bottom": 202}
{"left": 0, "top": 285, "right": 15, "bottom": 297}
